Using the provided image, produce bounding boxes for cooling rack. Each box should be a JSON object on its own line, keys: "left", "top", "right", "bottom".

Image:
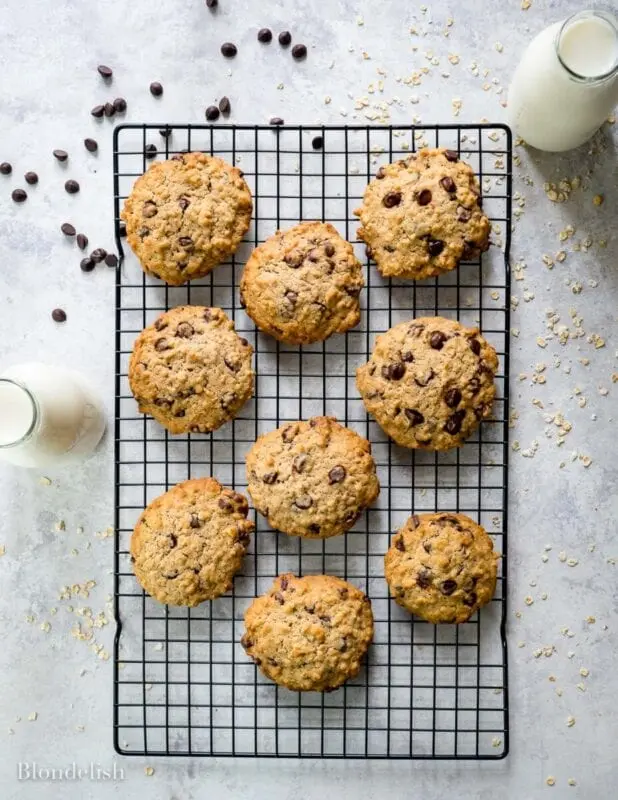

{"left": 113, "top": 123, "right": 511, "bottom": 759}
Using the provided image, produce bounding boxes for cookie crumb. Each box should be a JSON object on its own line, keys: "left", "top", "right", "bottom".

{"left": 566, "top": 715, "right": 575, "bottom": 727}
{"left": 144, "top": 766, "right": 155, "bottom": 777}
{"left": 546, "top": 776, "right": 556, "bottom": 787}
{"left": 27, "top": 712, "right": 38, "bottom": 722}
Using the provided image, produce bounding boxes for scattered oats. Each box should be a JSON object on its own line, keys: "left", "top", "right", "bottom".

{"left": 40, "top": 622, "right": 51, "bottom": 633}
{"left": 39, "top": 476, "right": 52, "bottom": 486}
{"left": 541, "top": 555, "right": 549, "bottom": 563}
{"left": 587, "top": 332, "right": 605, "bottom": 348}
{"left": 567, "top": 715, "right": 575, "bottom": 727}
{"left": 517, "top": 641, "right": 526, "bottom": 648}
{"left": 54, "top": 520, "right": 66, "bottom": 532}
{"left": 356, "top": 15, "right": 364, "bottom": 25}
{"left": 0, "top": 545, "right": 5, "bottom": 557}
{"left": 153, "top": 642, "right": 164, "bottom": 651}
{"left": 568, "top": 779, "right": 577, "bottom": 787}
{"left": 581, "top": 455, "right": 592, "bottom": 468}
{"left": 515, "top": 611, "right": 522, "bottom": 619}
{"left": 567, "top": 558, "right": 578, "bottom": 567}
{"left": 76, "top": 725, "right": 85, "bottom": 732}
{"left": 27, "top": 712, "right": 38, "bottom": 722}
{"left": 324, "top": 95, "right": 331, "bottom": 105}
{"left": 512, "top": 440, "right": 520, "bottom": 451}
{"left": 276, "top": 82, "right": 284, "bottom": 90}
{"left": 25, "top": 614, "right": 35, "bottom": 624}
{"left": 548, "top": 675, "right": 556, "bottom": 682}
{"left": 511, "top": 328, "right": 520, "bottom": 337}
{"left": 542, "top": 254, "right": 554, "bottom": 268}
{"left": 492, "top": 737, "right": 502, "bottom": 747}
{"left": 448, "top": 53, "right": 460, "bottom": 65}
{"left": 536, "top": 337, "right": 547, "bottom": 348}
{"left": 546, "top": 776, "right": 556, "bottom": 787}
{"left": 144, "top": 767, "right": 155, "bottom": 777}
{"left": 592, "top": 194, "right": 604, "bottom": 206}
{"left": 586, "top": 615, "right": 596, "bottom": 624}
{"left": 598, "top": 386, "right": 609, "bottom": 396}
{"left": 541, "top": 592, "right": 548, "bottom": 600}
{"left": 556, "top": 687, "right": 563, "bottom": 696}
{"left": 545, "top": 544, "right": 552, "bottom": 551}
{"left": 579, "top": 667, "right": 589, "bottom": 677}
{"left": 494, "top": 42, "right": 504, "bottom": 52}
{"left": 490, "top": 290, "right": 500, "bottom": 301}
{"left": 524, "top": 595, "right": 534, "bottom": 606}
{"left": 571, "top": 282, "right": 583, "bottom": 295}
{"left": 452, "top": 98, "right": 462, "bottom": 116}
{"left": 8, "top": 729, "right": 14, "bottom": 735}
{"left": 556, "top": 250, "right": 567, "bottom": 262}
{"left": 70, "top": 548, "right": 79, "bottom": 557}
{"left": 558, "top": 551, "right": 567, "bottom": 563}
{"left": 523, "top": 289, "right": 535, "bottom": 302}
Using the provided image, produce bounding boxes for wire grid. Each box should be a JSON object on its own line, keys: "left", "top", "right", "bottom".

{"left": 113, "top": 124, "right": 511, "bottom": 759}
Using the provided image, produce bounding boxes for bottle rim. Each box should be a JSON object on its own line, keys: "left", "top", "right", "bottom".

{"left": 0, "top": 378, "right": 39, "bottom": 449}
{"left": 556, "top": 9, "right": 618, "bottom": 83}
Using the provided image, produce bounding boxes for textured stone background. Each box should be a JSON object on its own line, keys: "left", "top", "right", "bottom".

{"left": 0, "top": 0, "right": 616, "bottom": 798}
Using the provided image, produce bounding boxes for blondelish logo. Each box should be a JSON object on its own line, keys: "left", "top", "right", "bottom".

{"left": 18, "top": 762, "right": 125, "bottom": 781}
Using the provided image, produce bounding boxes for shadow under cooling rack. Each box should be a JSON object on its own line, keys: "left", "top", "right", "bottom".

{"left": 113, "top": 124, "right": 511, "bottom": 759}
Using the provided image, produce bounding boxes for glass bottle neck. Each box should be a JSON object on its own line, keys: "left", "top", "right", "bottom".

{"left": 0, "top": 378, "right": 39, "bottom": 449}
{"left": 555, "top": 10, "right": 618, "bottom": 84}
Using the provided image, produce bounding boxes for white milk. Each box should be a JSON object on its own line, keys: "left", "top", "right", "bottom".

{"left": 0, "top": 363, "right": 106, "bottom": 468}
{"left": 507, "top": 10, "right": 618, "bottom": 152}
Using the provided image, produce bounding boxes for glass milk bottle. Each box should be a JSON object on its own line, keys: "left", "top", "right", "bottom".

{"left": 0, "top": 363, "right": 106, "bottom": 468}
{"left": 507, "top": 10, "right": 618, "bottom": 151}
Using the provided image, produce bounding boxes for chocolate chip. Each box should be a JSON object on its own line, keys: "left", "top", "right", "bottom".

{"left": 0, "top": 162, "right": 12, "bottom": 175}
{"left": 80, "top": 257, "right": 95, "bottom": 272}
{"left": 118, "top": 222, "right": 127, "bottom": 239}
{"left": 274, "top": 592, "right": 285, "bottom": 605}
{"left": 338, "top": 637, "right": 348, "bottom": 652}
{"left": 405, "top": 409, "right": 424, "bottom": 426}
{"left": 430, "top": 331, "right": 446, "bottom": 350}
{"left": 282, "top": 424, "right": 297, "bottom": 443}
{"left": 444, "top": 388, "right": 462, "bottom": 408}
{"left": 376, "top": 166, "right": 386, "bottom": 179}
{"left": 240, "top": 634, "right": 252, "bottom": 650}
{"left": 104, "top": 102, "right": 115, "bottom": 117}
{"left": 269, "top": 116, "right": 284, "bottom": 126}
{"left": 278, "top": 30, "right": 292, "bottom": 46}
{"left": 149, "top": 81, "right": 163, "bottom": 96}
{"left": 178, "top": 196, "right": 190, "bottom": 211}
{"left": 312, "top": 135, "right": 323, "bottom": 149}
{"left": 469, "top": 337, "right": 481, "bottom": 355}
{"left": 319, "top": 615, "right": 331, "bottom": 624}
{"left": 154, "top": 338, "right": 170, "bottom": 352}
{"left": 381, "top": 362, "right": 405, "bottom": 381}
{"left": 395, "top": 537, "right": 405, "bottom": 552}
{"left": 414, "top": 369, "right": 434, "bottom": 387}
{"left": 280, "top": 576, "right": 289, "bottom": 590}
{"left": 328, "top": 465, "right": 346, "bottom": 484}
{"left": 91, "top": 104, "right": 105, "bottom": 118}
{"left": 444, "top": 409, "right": 466, "bottom": 435}
{"left": 205, "top": 105, "right": 220, "bottom": 121}
{"left": 179, "top": 236, "right": 194, "bottom": 249}
{"left": 468, "top": 377, "right": 481, "bottom": 395}
{"left": 64, "top": 179, "right": 80, "bottom": 194}
{"left": 258, "top": 27, "right": 272, "bottom": 43}
{"left": 294, "top": 494, "right": 313, "bottom": 510}
{"left": 292, "top": 454, "right": 307, "bottom": 473}
{"left": 324, "top": 242, "right": 335, "bottom": 257}
{"left": 106, "top": 254, "right": 119, "bottom": 268}
{"left": 444, "top": 149, "right": 459, "bottom": 162}
{"left": 190, "top": 513, "right": 201, "bottom": 528}
{"left": 417, "top": 188, "right": 432, "bottom": 205}
{"left": 345, "top": 510, "right": 361, "bottom": 526}
{"left": 75, "top": 233, "right": 88, "bottom": 251}
{"left": 410, "top": 515, "right": 421, "bottom": 529}
{"left": 462, "top": 592, "right": 478, "bottom": 607}
{"left": 221, "top": 42, "right": 237, "bottom": 57}
{"left": 84, "top": 138, "right": 98, "bottom": 153}
{"left": 168, "top": 533, "right": 177, "bottom": 548}
{"left": 97, "top": 65, "right": 112, "bottom": 79}
{"left": 441, "top": 579, "right": 457, "bottom": 595}
{"left": 51, "top": 308, "right": 67, "bottom": 322}
{"left": 145, "top": 144, "right": 157, "bottom": 159}
{"left": 90, "top": 248, "right": 107, "bottom": 263}
{"left": 383, "top": 191, "right": 402, "bottom": 208}
{"left": 142, "top": 201, "right": 158, "bottom": 218}
{"left": 219, "top": 96, "right": 231, "bottom": 115}
{"left": 23, "top": 171, "right": 38, "bottom": 185}
{"left": 11, "top": 189, "right": 27, "bottom": 203}
{"left": 417, "top": 569, "right": 432, "bottom": 589}
{"left": 284, "top": 251, "right": 303, "bottom": 267}
{"left": 422, "top": 540, "right": 432, "bottom": 554}
{"left": 457, "top": 206, "right": 472, "bottom": 222}
{"left": 262, "top": 471, "right": 278, "bottom": 485}
{"left": 427, "top": 237, "right": 444, "bottom": 257}
{"left": 206, "top": 0, "right": 217, "bottom": 7}
{"left": 401, "top": 350, "right": 415, "bottom": 363}
{"left": 408, "top": 322, "right": 425, "bottom": 337}
{"left": 61, "top": 222, "right": 76, "bottom": 236}
{"left": 292, "top": 44, "right": 307, "bottom": 60}
{"left": 307, "top": 523, "right": 321, "bottom": 535}
{"left": 113, "top": 97, "right": 127, "bottom": 113}
{"left": 440, "top": 176, "right": 456, "bottom": 193}
{"left": 218, "top": 497, "right": 233, "bottom": 512}
{"left": 159, "top": 128, "right": 172, "bottom": 138}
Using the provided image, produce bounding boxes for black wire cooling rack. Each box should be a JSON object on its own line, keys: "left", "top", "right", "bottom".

{"left": 113, "top": 124, "right": 511, "bottom": 759}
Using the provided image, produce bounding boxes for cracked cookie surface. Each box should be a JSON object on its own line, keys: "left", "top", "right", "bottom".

{"left": 246, "top": 416, "right": 380, "bottom": 538}
{"left": 355, "top": 147, "right": 490, "bottom": 280}
{"left": 384, "top": 513, "right": 498, "bottom": 624}
{"left": 131, "top": 478, "right": 254, "bottom": 606}
{"left": 242, "top": 573, "right": 374, "bottom": 691}
{"left": 239, "top": 221, "right": 364, "bottom": 344}
{"left": 121, "top": 152, "right": 252, "bottom": 285}
{"left": 128, "top": 305, "right": 254, "bottom": 435}
{"left": 356, "top": 316, "right": 498, "bottom": 450}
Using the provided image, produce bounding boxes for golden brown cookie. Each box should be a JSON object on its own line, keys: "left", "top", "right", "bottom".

{"left": 384, "top": 513, "right": 498, "bottom": 623}
{"left": 239, "top": 221, "right": 364, "bottom": 344}
{"left": 131, "top": 478, "right": 254, "bottom": 606}
{"left": 241, "top": 574, "right": 374, "bottom": 691}
{"left": 354, "top": 147, "right": 490, "bottom": 280}
{"left": 356, "top": 316, "right": 498, "bottom": 450}
{"left": 121, "top": 152, "right": 252, "bottom": 285}
{"left": 128, "top": 305, "right": 254, "bottom": 435}
{"left": 246, "top": 417, "right": 379, "bottom": 538}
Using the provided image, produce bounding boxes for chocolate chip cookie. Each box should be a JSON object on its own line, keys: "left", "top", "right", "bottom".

{"left": 121, "top": 152, "right": 252, "bottom": 285}
{"left": 128, "top": 305, "right": 254, "bottom": 435}
{"left": 131, "top": 478, "right": 254, "bottom": 606}
{"left": 384, "top": 513, "right": 498, "bottom": 624}
{"left": 246, "top": 416, "right": 379, "bottom": 538}
{"left": 239, "top": 221, "right": 364, "bottom": 344}
{"left": 241, "top": 574, "right": 374, "bottom": 691}
{"left": 354, "top": 148, "right": 490, "bottom": 280}
{"left": 356, "top": 316, "right": 498, "bottom": 450}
